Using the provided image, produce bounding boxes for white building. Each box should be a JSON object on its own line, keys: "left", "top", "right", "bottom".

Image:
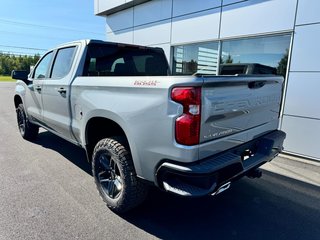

{"left": 94, "top": 0, "right": 320, "bottom": 161}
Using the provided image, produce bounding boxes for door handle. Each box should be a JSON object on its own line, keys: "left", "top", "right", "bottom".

{"left": 57, "top": 87, "right": 67, "bottom": 94}
{"left": 35, "top": 86, "right": 42, "bottom": 93}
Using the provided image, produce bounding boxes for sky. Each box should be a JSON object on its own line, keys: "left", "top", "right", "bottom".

{"left": 0, "top": 0, "right": 106, "bottom": 56}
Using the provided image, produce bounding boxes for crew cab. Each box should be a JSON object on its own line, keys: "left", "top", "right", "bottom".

{"left": 13, "top": 40, "right": 286, "bottom": 213}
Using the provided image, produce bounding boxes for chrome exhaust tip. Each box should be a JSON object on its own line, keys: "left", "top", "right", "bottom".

{"left": 212, "top": 182, "right": 231, "bottom": 196}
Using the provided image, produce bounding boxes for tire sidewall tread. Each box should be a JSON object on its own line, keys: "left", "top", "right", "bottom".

{"left": 92, "top": 137, "right": 148, "bottom": 213}
{"left": 16, "top": 103, "right": 39, "bottom": 141}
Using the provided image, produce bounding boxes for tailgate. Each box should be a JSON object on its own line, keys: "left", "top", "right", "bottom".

{"left": 200, "top": 75, "right": 284, "bottom": 143}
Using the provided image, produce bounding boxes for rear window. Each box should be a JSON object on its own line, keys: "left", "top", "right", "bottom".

{"left": 82, "top": 43, "right": 169, "bottom": 76}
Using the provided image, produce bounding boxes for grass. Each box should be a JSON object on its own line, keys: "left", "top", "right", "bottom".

{"left": 0, "top": 75, "right": 15, "bottom": 82}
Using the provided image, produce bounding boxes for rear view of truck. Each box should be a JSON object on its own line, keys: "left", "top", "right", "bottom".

{"left": 156, "top": 75, "right": 286, "bottom": 197}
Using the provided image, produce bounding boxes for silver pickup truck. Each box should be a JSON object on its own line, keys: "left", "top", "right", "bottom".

{"left": 13, "top": 39, "right": 286, "bottom": 213}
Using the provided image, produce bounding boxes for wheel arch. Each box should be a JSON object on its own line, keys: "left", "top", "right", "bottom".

{"left": 14, "top": 94, "right": 23, "bottom": 108}
{"left": 84, "top": 116, "right": 133, "bottom": 163}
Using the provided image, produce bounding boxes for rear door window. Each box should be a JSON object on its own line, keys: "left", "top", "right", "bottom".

{"left": 51, "top": 46, "right": 76, "bottom": 79}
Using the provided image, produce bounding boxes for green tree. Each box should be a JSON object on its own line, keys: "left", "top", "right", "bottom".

{"left": 225, "top": 54, "right": 233, "bottom": 64}
{"left": 0, "top": 53, "right": 40, "bottom": 75}
{"left": 220, "top": 54, "right": 233, "bottom": 64}
{"left": 277, "top": 49, "right": 289, "bottom": 77}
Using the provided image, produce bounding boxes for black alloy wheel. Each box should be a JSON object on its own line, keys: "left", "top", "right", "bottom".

{"left": 16, "top": 103, "right": 39, "bottom": 140}
{"left": 96, "top": 150, "right": 123, "bottom": 199}
{"left": 92, "top": 137, "right": 149, "bottom": 213}
{"left": 17, "top": 106, "right": 26, "bottom": 136}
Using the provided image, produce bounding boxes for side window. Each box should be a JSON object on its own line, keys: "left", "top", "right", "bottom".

{"left": 33, "top": 52, "right": 53, "bottom": 79}
{"left": 51, "top": 47, "right": 76, "bottom": 79}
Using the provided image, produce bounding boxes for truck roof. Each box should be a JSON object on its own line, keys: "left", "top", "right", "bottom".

{"left": 51, "top": 39, "right": 161, "bottom": 52}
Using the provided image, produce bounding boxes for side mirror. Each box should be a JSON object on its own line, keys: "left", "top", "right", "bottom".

{"left": 11, "top": 70, "right": 31, "bottom": 84}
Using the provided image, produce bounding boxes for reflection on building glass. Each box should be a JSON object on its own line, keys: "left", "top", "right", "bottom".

{"left": 221, "top": 34, "right": 291, "bottom": 77}
{"left": 276, "top": 49, "right": 289, "bottom": 77}
{"left": 219, "top": 63, "right": 277, "bottom": 75}
{"left": 173, "top": 42, "right": 219, "bottom": 75}
{"left": 172, "top": 34, "right": 291, "bottom": 77}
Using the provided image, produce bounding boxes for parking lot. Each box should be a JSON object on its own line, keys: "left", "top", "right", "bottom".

{"left": 0, "top": 82, "right": 319, "bottom": 240}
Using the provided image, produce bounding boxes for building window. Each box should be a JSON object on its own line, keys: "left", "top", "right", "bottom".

{"left": 172, "top": 42, "right": 219, "bottom": 75}
{"left": 172, "top": 34, "right": 291, "bottom": 77}
{"left": 221, "top": 34, "right": 291, "bottom": 77}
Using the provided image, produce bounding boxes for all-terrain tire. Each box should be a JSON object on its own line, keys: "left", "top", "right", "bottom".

{"left": 16, "top": 103, "right": 39, "bottom": 141}
{"left": 92, "top": 137, "right": 149, "bottom": 213}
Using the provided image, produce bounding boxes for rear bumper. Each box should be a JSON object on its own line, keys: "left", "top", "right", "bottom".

{"left": 156, "top": 130, "right": 286, "bottom": 197}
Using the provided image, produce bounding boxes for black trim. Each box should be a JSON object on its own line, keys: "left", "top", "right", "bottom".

{"left": 201, "top": 77, "right": 280, "bottom": 88}
{"left": 156, "top": 130, "right": 286, "bottom": 197}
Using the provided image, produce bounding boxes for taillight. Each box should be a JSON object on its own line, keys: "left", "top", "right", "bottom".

{"left": 171, "top": 87, "right": 201, "bottom": 145}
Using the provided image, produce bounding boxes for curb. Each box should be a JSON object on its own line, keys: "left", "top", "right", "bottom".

{"left": 279, "top": 153, "right": 320, "bottom": 167}
{"left": 261, "top": 154, "right": 320, "bottom": 187}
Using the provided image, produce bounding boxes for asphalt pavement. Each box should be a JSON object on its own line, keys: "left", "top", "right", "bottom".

{"left": 0, "top": 82, "right": 319, "bottom": 240}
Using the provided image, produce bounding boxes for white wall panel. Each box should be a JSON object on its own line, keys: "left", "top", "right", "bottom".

{"left": 290, "top": 24, "right": 320, "bottom": 71}
{"left": 133, "top": 20, "right": 171, "bottom": 45}
{"left": 284, "top": 72, "right": 320, "bottom": 119}
{"left": 171, "top": 8, "right": 220, "bottom": 44}
{"left": 220, "top": 0, "right": 296, "bottom": 38}
{"left": 296, "top": 0, "right": 320, "bottom": 25}
{"left": 106, "top": 7, "right": 133, "bottom": 32}
{"left": 172, "top": 0, "right": 221, "bottom": 17}
{"left": 281, "top": 115, "right": 320, "bottom": 159}
{"left": 134, "top": 0, "right": 172, "bottom": 26}
{"left": 98, "top": 0, "right": 126, "bottom": 13}
{"left": 107, "top": 29, "right": 134, "bottom": 44}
